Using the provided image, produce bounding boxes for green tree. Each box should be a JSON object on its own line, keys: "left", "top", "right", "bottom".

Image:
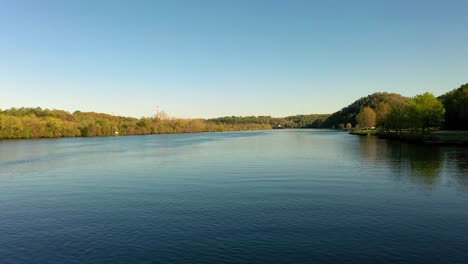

{"left": 408, "top": 93, "right": 445, "bottom": 132}
{"left": 385, "top": 102, "right": 410, "bottom": 132}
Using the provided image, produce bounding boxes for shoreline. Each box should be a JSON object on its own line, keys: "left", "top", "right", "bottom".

{"left": 0, "top": 127, "right": 272, "bottom": 141}
{"left": 350, "top": 129, "right": 468, "bottom": 146}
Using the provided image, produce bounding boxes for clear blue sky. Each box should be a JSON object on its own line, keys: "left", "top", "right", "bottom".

{"left": 1, "top": 0, "right": 467, "bottom": 118}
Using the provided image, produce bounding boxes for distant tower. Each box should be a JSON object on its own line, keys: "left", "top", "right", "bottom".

{"left": 156, "top": 106, "right": 160, "bottom": 119}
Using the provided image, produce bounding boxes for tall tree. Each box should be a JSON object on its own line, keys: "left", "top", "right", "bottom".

{"left": 384, "top": 102, "right": 410, "bottom": 132}
{"left": 356, "top": 107, "right": 376, "bottom": 128}
{"left": 375, "top": 102, "right": 391, "bottom": 127}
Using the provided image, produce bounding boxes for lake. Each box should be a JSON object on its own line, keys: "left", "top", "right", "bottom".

{"left": 1, "top": 130, "right": 467, "bottom": 263}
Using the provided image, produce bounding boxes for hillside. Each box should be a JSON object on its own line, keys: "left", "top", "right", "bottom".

{"left": 322, "top": 92, "right": 409, "bottom": 128}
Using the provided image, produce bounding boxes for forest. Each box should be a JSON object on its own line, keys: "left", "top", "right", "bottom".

{"left": 0, "top": 83, "right": 466, "bottom": 140}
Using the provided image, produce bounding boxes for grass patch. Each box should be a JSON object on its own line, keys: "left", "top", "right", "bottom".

{"left": 350, "top": 129, "right": 379, "bottom": 136}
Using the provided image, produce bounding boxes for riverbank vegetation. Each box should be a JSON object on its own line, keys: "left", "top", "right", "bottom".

{"left": 0, "top": 110, "right": 331, "bottom": 139}
{"left": 1, "top": 84, "right": 466, "bottom": 141}
{"left": 0, "top": 108, "right": 270, "bottom": 139}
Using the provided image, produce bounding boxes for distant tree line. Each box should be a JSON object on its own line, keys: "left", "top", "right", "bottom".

{"left": 0, "top": 110, "right": 332, "bottom": 140}
{"left": 0, "top": 108, "right": 270, "bottom": 139}
{"left": 284, "top": 114, "right": 330, "bottom": 128}
{"left": 208, "top": 114, "right": 330, "bottom": 129}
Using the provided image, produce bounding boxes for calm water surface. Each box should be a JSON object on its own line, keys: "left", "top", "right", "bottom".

{"left": 1, "top": 130, "right": 467, "bottom": 263}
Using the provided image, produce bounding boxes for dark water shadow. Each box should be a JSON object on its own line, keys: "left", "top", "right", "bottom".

{"left": 357, "top": 136, "right": 445, "bottom": 187}
{"left": 445, "top": 148, "right": 468, "bottom": 189}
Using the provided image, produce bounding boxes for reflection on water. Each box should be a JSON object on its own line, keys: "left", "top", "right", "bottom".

{"left": 391, "top": 142, "right": 443, "bottom": 186}
{"left": 447, "top": 149, "right": 468, "bottom": 189}
{"left": 356, "top": 135, "right": 467, "bottom": 188}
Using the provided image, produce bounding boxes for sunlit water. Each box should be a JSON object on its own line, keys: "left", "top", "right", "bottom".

{"left": 1, "top": 130, "right": 467, "bottom": 264}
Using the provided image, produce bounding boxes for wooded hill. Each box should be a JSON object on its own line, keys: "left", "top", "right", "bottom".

{"left": 321, "top": 83, "right": 468, "bottom": 131}
{"left": 322, "top": 92, "right": 409, "bottom": 128}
